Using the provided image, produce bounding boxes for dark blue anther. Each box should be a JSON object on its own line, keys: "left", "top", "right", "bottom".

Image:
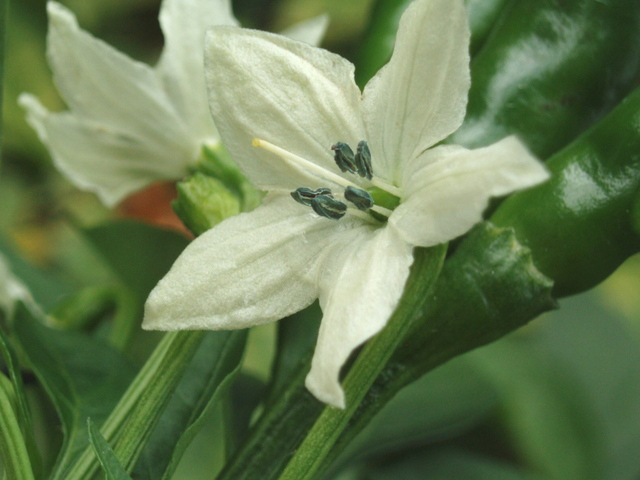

{"left": 331, "top": 142, "right": 357, "bottom": 174}
{"left": 344, "top": 186, "right": 374, "bottom": 211}
{"left": 291, "top": 187, "right": 333, "bottom": 206}
{"left": 354, "top": 141, "right": 373, "bottom": 180}
{"left": 311, "top": 194, "right": 347, "bottom": 220}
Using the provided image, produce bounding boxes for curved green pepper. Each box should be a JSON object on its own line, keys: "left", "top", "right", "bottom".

{"left": 492, "top": 85, "right": 640, "bottom": 297}
{"left": 451, "top": 0, "right": 640, "bottom": 159}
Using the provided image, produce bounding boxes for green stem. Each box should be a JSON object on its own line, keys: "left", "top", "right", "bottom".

{"left": 276, "top": 245, "right": 446, "bottom": 480}
{"left": 62, "top": 331, "right": 205, "bottom": 480}
{"left": 0, "top": 374, "right": 35, "bottom": 480}
{"left": 112, "top": 331, "right": 205, "bottom": 471}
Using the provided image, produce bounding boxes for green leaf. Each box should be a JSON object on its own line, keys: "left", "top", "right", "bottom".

{"left": 267, "top": 302, "right": 322, "bottom": 404}
{"left": 11, "top": 303, "right": 137, "bottom": 480}
{"left": 87, "top": 418, "right": 133, "bottom": 480}
{"left": 474, "top": 292, "right": 640, "bottom": 480}
{"left": 330, "top": 356, "right": 497, "bottom": 471}
{"left": 0, "top": 236, "right": 70, "bottom": 310}
{"left": 82, "top": 220, "right": 190, "bottom": 301}
{"left": 357, "top": 447, "right": 539, "bottom": 480}
{"left": 132, "top": 330, "right": 247, "bottom": 480}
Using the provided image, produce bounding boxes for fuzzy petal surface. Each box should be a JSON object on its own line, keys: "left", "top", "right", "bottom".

{"left": 157, "top": 0, "right": 238, "bottom": 142}
{"left": 144, "top": 195, "right": 366, "bottom": 331}
{"left": 362, "top": 0, "right": 470, "bottom": 183}
{"left": 19, "top": 94, "right": 189, "bottom": 207}
{"left": 46, "top": 2, "right": 193, "bottom": 154}
{"left": 306, "top": 224, "right": 414, "bottom": 408}
{"left": 391, "top": 136, "right": 549, "bottom": 247}
{"left": 205, "top": 26, "right": 365, "bottom": 192}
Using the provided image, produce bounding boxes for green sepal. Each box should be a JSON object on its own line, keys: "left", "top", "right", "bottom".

{"left": 197, "top": 143, "right": 263, "bottom": 212}
{"left": 173, "top": 173, "right": 242, "bottom": 236}
{"left": 87, "top": 418, "right": 133, "bottom": 480}
{"left": 491, "top": 84, "right": 640, "bottom": 297}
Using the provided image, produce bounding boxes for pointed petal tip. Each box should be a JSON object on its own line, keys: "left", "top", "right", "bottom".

{"left": 47, "top": 1, "right": 75, "bottom": 25}
{"left": 305, "top": 372, "right": 346, "bottom": 409}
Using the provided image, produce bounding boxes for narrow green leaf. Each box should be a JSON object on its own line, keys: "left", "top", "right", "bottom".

{"left": 0, "top": 373, "right": 35, "bottom": 480}
{"left": 11, "top": 303, "right": 136, "bottom": 480}
{"left": 132, "top": 330, "right": 247, "bottom": 480}
{"left": 0, "top": 327, "right": 41, "bottom": 475}
{"left": 87, "top": 418, "right": 133, "bottom": 480}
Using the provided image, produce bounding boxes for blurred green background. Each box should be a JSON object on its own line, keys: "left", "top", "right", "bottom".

{"left": 2, "top": 0, "right": 640, "bottom": 479}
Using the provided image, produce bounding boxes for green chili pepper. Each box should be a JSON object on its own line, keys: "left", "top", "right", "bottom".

{"left": 491, "top": 84, "right": 640, "bottom": 297}
{"left": 451, "top": 0, "right": 640, "bottom": 159}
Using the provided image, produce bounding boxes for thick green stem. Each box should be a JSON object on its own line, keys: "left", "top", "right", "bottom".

{"left": 0, "top": 374, "right": 35, "bottom": 480}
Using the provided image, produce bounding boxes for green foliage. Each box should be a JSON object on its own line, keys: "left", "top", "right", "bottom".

{"left": 133, "top": 330, "right": 247, "bottom": 480}
{"left": 82, "top": 220, "right": 190, "bottom": 302}
{"left": 12, "top": 303, "right": 136, "bottom": 479}
{"left": 87, "top": 418, "right": 133, "bottom": 480}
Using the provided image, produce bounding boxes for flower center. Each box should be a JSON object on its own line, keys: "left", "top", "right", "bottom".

{"left": 252, "top": 138, "right": 401, "bottom": 222}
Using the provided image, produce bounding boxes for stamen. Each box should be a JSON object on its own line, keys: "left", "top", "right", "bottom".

{"left": 331, "top": 142, "right": 357, "bottom": 174}
{"left": 354, "top": 141, "right": 373, "bottom": 180}
{"left": 291, "top": 187, "right": 332, "bottom": 207}
{"left": 370, "top": 178, "right": 402, "bottom": 198}
{"left": 344, "top": 186, "right": 374, "bottom": 211}
{"left": 311, "top": 195, "right": 347, "bottom": 220}
{"left": 253, "top": 138, "right": 353, "bottom": 190}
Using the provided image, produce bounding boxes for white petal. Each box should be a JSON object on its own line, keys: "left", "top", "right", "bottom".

{"left": 279, "top": 14, "right": 329, "bottom": 47}
{"left": 19, "top": 94, "right": 189, "bottom": 207}
{"left": 144, "top": 194, "right": 362, "bottom": 331}
{"left": 305, "top": 224, "right": 414, "bottom": 408}
{"left": 390, "top": 136, "right": 549, "bottom": 247}
{"left": 46, "top": 2, "right": 195, "bottom": 157}
{"left": 157, "top": 0, "right": 238, "bottom": 142}
{"left": 204, "top": 26, "right": 365, "bottom": 191}
{"left": 362, "top": 0, "right": 470, "bottom": 183}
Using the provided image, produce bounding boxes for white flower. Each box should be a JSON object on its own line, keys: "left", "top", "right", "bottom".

{"left": 18, "top": 0, "right": 328, "bottom": 207}
{"left": 143, "top": 0, "right": 549, "bottom": 408}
